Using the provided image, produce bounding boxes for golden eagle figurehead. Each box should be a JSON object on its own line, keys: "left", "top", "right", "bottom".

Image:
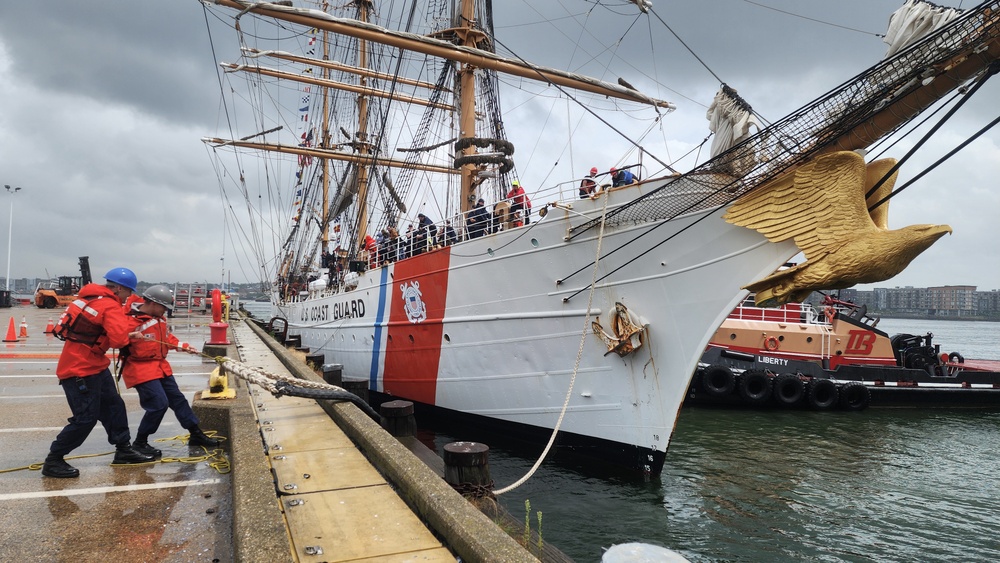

{"left": 724, "top": 151, "right": 951, "bottom": 307}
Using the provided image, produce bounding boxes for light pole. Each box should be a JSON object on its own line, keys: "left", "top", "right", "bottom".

{"left": 4, "top": 185, "right": 22, "bottom": 292}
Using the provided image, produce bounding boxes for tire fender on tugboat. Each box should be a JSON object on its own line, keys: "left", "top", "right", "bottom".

{"left": 738, "top": 369, "right": 772, "bottom": 405}
{"left": 773, "top": 374, "right": 805, "bottom": 406}
{"left": 807, "top": 379, "right": 839, "bottom": 410}
{"left": 838, "top": 381, "right": 871, "bottom": 411}
{"left": 702, "top": 365, "right": 736, "bottom": 397}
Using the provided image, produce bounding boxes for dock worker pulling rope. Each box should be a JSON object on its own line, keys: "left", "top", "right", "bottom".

{"left": 119, "top": 284, "right": 222, "bottom": 459}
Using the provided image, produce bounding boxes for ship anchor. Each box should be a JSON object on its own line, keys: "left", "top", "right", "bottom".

{"left": 592, "top": 302, "right": 645, "bottom": 357}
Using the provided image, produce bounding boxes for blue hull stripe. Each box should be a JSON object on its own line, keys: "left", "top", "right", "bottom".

{"left": 369, "top": 266, "right": 390, "bottom": 390}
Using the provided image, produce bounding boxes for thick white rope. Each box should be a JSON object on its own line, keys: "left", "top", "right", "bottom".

{"left": 494, "top": 189, "right": 611, "bottom": 495}
{"left": 217, "top": 356, "right": 346, "bottom": 394}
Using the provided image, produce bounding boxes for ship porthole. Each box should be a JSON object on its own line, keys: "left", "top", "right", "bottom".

{"left": 444, "top": 334, "right": 451, "bottom": 342}
{"left": 487, "top": 248, "right": 495, "bottom": 256}
{"left": 530, "top": 238, "right": 539, "bottom": 247}
{"left": 388, "top": 335, "right": 393, "bottom": 343}
{"left": 409, "top": 334, "right": 414, "bottom": 343}
{"left": 806, "top": 336, "right": 813, "bottom": 343}
{"left": 729, "top": 333, "right": 736, "bottom": 340}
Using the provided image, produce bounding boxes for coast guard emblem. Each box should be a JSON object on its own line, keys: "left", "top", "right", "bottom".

{"left": 401, "top": 281, "right": 427, "bottom": 323}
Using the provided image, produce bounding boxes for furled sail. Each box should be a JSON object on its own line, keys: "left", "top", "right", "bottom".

{"left": 706, "top": 85, "right": 759, "bottom": 159}
{"left": 884, "top": 0, "right": 964, "bottom": 58}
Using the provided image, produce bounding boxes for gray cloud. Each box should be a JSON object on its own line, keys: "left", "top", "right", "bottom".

{"left": 0, "top": 0, "right": 995, "bottom": 292}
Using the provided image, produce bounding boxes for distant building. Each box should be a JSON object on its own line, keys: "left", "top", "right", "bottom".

{"left": 804, "top": 284, "right": 999, "bottom": 319}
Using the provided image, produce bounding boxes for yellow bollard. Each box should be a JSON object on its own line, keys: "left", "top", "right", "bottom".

{"left": 201, "top": 365, "right": 236, "bottom": 400}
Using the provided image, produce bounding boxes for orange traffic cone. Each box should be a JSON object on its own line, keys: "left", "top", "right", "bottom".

{"left": 44, "top": 318, "right": 55, "bottom": 334}
{"left": 2, "top": 317, "right": 17, "bottom": 343}
{"left": 18, "top": 317, "right": 29, "bottom": 339}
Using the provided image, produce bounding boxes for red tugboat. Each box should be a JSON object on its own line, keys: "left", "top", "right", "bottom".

{"left": 688, "top": 296, "right": 1000, "bottom": 410}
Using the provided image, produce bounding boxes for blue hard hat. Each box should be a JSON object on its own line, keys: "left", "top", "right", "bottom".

{"left": 104, "top": 267, "right": 137, "bottom": 291}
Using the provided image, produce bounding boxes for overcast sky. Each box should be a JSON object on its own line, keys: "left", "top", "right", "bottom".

{"left": 0, "top": 0, "right": 996, "bottom": 292}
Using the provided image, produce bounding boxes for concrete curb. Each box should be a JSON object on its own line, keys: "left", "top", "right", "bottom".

{"left": 241, "top": 317, "right": 538, "bottom": 563}
{"left": 193, "top": 349, "right": 294, "bottom": 561}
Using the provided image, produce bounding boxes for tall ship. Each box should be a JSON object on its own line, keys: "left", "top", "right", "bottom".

{"left": 200, "top": 0, "right": 1000, "bottom": 473}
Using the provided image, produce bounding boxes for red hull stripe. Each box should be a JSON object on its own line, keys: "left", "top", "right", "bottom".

{"left": 383, "top": 248, "right": 450, "bottom": 404}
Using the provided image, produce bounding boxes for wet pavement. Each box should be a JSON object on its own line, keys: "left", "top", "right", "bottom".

{"left": 0, "top": 305, "right": 232, "bottom": 562}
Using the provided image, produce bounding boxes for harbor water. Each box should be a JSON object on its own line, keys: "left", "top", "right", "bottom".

{"left": 430, "top": 318, "right": 1000, "bottom": 562}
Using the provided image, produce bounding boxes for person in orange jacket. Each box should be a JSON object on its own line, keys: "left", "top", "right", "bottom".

{"left": 122, "top": 285, "right": 220, "bottom": 458}
{"left": 43, "top": 267, "right": 155, "bottom": 479}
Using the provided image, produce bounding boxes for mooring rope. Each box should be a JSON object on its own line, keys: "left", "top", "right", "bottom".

{"left": 214, "top": 353, "right": 381, "bottom": 420}
{"left": 494, "top": 188, "right": 612, "bottom": 496}
{"left": 134, "top": 334, "right": 379, "bottom": 420}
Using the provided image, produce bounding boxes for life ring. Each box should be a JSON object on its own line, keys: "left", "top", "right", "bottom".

{"left": 948, "top": 351, "right": 965, "bottom": 364}
{"left": 824, "top": 306, "right": 836, "bottom": 322}
{"left": 838, "top": 381, "right": 870, "bottom": 411}
{"left": 772, "top": 374, "right": 805, "bottom": 406}
{"left": 701, "top": 365, "right": 736, "bottom": 397}
{"left": 738, "top": 370, "right": 772, "bottom": 405}
{"left": 764, "top": 336, "right": 780, "bottom": 351}
{"left": 807, "top": 379, "right": 839, "bottom": 410}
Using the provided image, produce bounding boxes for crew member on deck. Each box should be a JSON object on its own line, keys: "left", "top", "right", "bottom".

{"left": 611, "top": 166, "right": 638, "bottom": 187}
{"left": 362, "top": 234, "right": 377, "bottom": 267}
{"left": 467, "top": 198, "right": 490, "bottom": 239}
{"left": 415, "top": 213, "right": 438, "bottom": 255}
{"left": 402, "top": 225, "right": 415, "bottom": 259}
{"left": 580, "top": 166, "right": 598, "bottom": 198}
{"left": 506, "top": 181, "right": 531, "bottom": 224}
{"left": 439, "top": 221, "right": 459, "bottom": 246}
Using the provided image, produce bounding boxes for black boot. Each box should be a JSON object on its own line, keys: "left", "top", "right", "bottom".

{"left": 187, "top": 426, "right": 220, "bottom": 448}
{"left": 41, "top": 454, "right": 80, "bottom": 478}
{"left": 132, "top": 441, "right": 162, "bottom": 459}
{"left": 113, "top": 444, "right": 155, "bottom": 465}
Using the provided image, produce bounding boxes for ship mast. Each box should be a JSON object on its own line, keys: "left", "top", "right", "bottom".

{"left": 321, "top": 9, "right": 331, "bottom": 254}
{"left": 207, "top": 0, "right": 677, "bottom": 240}
{"left": 456, "top": 0, "right": 482, "bottom": 213}
{"left": 350, "top": 0, "right": 374, "bottom": 246}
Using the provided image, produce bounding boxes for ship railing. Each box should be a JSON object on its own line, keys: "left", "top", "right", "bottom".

{"left": 729, "top": 302, "right": 822, "bottom": 325}
{"left": 370, "top": 170, "right": 686, "bottom": 263}
{"left": 368, "top": 192, "right": 546, "bottom": 264}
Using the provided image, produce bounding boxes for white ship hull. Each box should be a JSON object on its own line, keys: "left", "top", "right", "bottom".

{"left": 276, "top": 179, "right": 796, "bottom": 472}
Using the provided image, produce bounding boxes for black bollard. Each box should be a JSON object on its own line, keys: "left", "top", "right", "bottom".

{"left": 443, "top": 441, "right": 492, "bottom": 488}
{"left": 321, "top": 363, "right": 343, "bottom": 386}
{"left": 285, "top": 334, "right": 302, "bottom": 349}
{"left": 379, "top": 400, "right": 417, "bottom": 438}
{"left": 305, "top": 352, "right": 325, "bottom": 370}
{"left": 342, "top": 380, "right": 369, "bottom": 403}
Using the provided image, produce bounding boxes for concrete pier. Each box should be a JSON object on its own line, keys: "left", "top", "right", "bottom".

{"left": 0, "top": 306, "right": 231, "bottom": 561}
{"left": 0, "top": 305, "right": 541, "bottom": 562}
